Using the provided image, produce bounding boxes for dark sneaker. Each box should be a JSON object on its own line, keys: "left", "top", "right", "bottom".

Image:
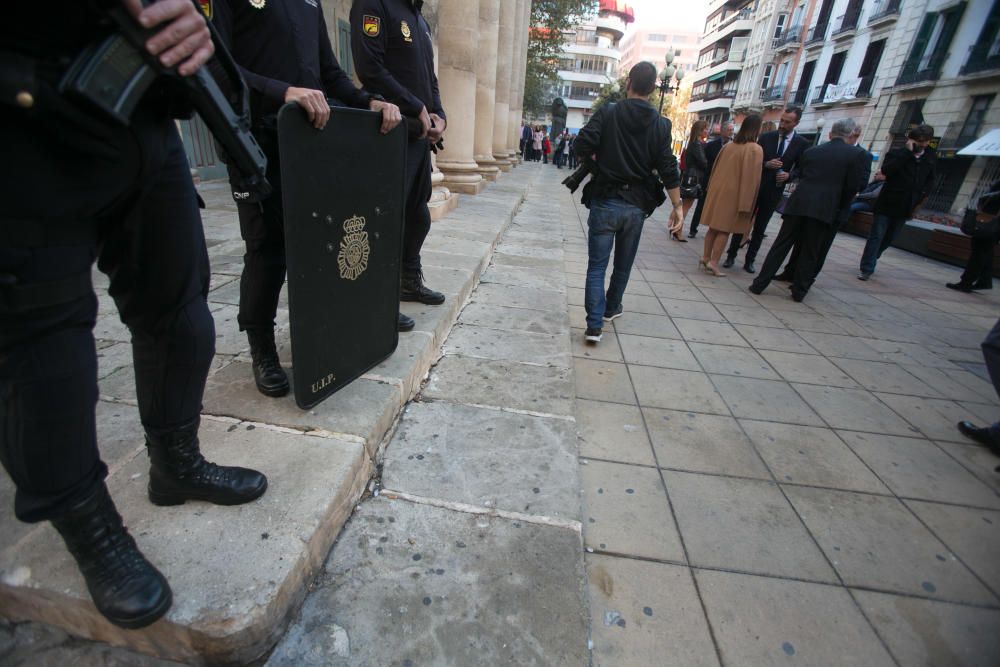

{"left": 584, "top": 327, "right": 603, "bottom": 343}
{"left": 603, "top": 305, "right": 624, "bottom": 322}
{"left": 946, "top": 282, "right": 973, "bottom": 293}
{"left": 958, "top": 421, "right": 1000, "bottom": 451}
{"left": 857, "top": 271, "right": 872, "bottom": 281}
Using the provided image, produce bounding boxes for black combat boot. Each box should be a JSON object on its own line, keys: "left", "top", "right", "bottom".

{"left": 146, "top": 420, "right": 268, "bottom": 507}
{"left": 50, "top": 483, "right": 172, "bottom": 629}
{"left": 247, "top": 327, "right": 289, "bottom": 397}
{"left": 401, "top": 270, "right": 445, "bottom": 305}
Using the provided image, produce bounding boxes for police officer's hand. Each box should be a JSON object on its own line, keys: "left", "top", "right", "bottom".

{"left": 428, "top": 114, "right": 446, "bottom": 142}
{"left": 370, "top": 100, "right": 402, "bottom": 135}
{"left": 417, "top": 106, "right": 432, "bottom": 139}
{"left": 285, "top": 87, "right": 331, "bottom": 130}
{"left": 123, "top": 0, "right": 214, "bottom": 76}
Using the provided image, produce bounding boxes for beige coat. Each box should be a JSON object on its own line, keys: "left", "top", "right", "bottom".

{"left": 701, "top": 141, "right": 764, "bottom": 235}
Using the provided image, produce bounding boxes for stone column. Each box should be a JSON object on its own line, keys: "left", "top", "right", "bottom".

{"left": 420, "top": 4, "right": 459, "bottom": 220}
{"left": 491, "top": 0, "right": 515, "bottom": 171}
{"left": 435, "top": 0, "right": 485, "bottom": 195}
{"left": 508, "top": 0, "right": 531, "bottom": 162}
{"left": 473, "top": 0, "right": 502, "bottom": 181}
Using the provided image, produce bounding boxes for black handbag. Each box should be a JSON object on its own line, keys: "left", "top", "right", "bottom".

{"left": 960, "top": 208, "right": 1000, "bottom": 239}
{"left": 679, "top": 171, "right": 702, "bottom": 199}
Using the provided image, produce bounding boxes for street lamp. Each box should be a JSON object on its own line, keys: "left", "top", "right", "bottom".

{"left": 657, "top": 49, "right": 686, "bottom": 114}
{"left": 814, "top": 116, "right": 826, "bottom": 145}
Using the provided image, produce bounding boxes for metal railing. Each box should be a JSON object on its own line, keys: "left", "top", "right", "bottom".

{"left": 962, "top": 49, "right": 1000, "bottom": 75}
{"left": 691, "top": 88, "right": 738, "bottom": 102}
{"left": 760, "top": 85, "right": 787, "bottom": 102}
{"left": 868, "top": 0, "right": 902, "bottom": 24}
{"left": 791, "top": 87, "right": 809, "bottom": 105}
{"left": 832, "top": 9, "right": 861, "bottom": 37}
{"left": 772, "top": 26, "right": 802, "bottom": 50}
{"left": 805, "top": 22, "right": 828, "bottom": 45}
{"left": 896, "top": 51, "right": 947, "bottom": 86}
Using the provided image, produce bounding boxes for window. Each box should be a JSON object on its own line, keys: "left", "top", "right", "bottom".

{"left": 857, "top": 39, "right": 886, "bottom": 96}
{"left": 898, "top": 3, "right": 967, "bottom": 84}
{"left": 337, "top": 19, "right": 353, "bottom": 77}
{"left": 761, "top": 64, "right": 774, "bottom": 90}
{"left": 774, "top": 14, "right": 788, "bottom": 39}
{"left": 889, "top": 99, "right": 926, "bottom": 134}
{"left": 649, "top": 34, "right": 668, "bottom": 42}
{"left": 824, "top": 51, "right": 846, "bottom": 85}
{"left": 959, "top": 95, "right": 995, "bottom": 144}
{"left": 962, "top": 0, "right": 1000, "bottom": 73}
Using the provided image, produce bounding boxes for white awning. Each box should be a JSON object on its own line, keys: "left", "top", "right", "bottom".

{"left": 958, "top": 128, "right": 1000, "bottom": 156}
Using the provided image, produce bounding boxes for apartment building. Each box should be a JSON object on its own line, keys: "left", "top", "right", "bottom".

{"left": 732, "top": 0, "right": 806, "bottom": 122}
{"left": 619, "top": 27, "right": 700, "bottom": 77}
{"left": 552, "top": 0, "right": 635, "bottom": 131}
{"left": 689, "top": 0, "right": 756, "bottom": 128}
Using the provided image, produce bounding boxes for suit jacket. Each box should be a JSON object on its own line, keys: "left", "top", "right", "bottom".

{"left": 782, "top": 138, "right": 864, "bottom": 225}
{"left": 702, "top": 137, "right": 728, "bottom": 188}
{"left": 757, "top": 130, "right": 810, "bottom": 205}
{"left": 874, "top": 146, "right": 937, "bottom": 219}
{"left": 836, "top": 148, "right": 873, "bottom": 224}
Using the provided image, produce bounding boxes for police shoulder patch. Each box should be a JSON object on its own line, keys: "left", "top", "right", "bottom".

{"left": 363, "top": 15, "right": 381, "bottom": 37}
{"left": 198, "top": 0, "right": 212, "bottom": 19}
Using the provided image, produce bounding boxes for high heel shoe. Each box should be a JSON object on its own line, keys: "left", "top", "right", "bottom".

{"left": 671, "top": 232, "right": 688, "bottom": 243}
{"left": 706, "top": 263, "right": 726, "bottom": 277}
{"left": 698, "top": 259, "right": 709, "bottom": 272}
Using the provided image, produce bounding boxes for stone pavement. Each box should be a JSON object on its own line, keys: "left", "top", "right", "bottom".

{"left": 4, "top": 161, "right": 1000, "bottom": 665}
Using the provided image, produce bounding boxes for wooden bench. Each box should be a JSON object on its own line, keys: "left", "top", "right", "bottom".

{"left": 842, "top": 210, "right": 874, "bottom": 237}
{"left": 928, "top": 228, "right": 1000, "bottom": 276}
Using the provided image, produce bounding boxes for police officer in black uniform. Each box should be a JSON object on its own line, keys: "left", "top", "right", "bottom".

{"left": 1, "top": 0, "right": 268, "bottom": 629}
{"left": 211, "top": 0, "right": 402, "bottom": 398}
{"left": 350, "top": 0, "right": 447, "bottom": 310}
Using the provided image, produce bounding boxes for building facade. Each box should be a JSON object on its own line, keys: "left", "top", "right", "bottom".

{"left": 552, "top": 0, "right": 635, "bottom": 131}
{"left": 690, "top": 0, "right": 1000, "bottom": 216}
{"left": 688, "top": 0, "right": 756, "bottom": 128}
{"left": 619, "top": 26, "right": 700, "bottom": 77}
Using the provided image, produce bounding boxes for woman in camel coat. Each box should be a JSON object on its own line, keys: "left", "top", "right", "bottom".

{"left": 700, "top": 115, "right": 764, "bottom": 276}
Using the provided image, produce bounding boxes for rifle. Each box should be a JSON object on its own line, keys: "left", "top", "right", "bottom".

{"left": 59, "top": 0, "right": 271, "bottom": 201}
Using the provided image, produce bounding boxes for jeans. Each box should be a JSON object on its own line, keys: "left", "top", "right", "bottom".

{"left": 585, "top": 197, "right": 646, "bottom": 329}
{"left": 860, "top": 213, "right": 905, "bottom": 274}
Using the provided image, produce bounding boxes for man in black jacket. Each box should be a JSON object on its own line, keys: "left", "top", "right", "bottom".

{"left": 750, "top": 118, "right": 864, "bottom": 301}
{"left": 688, "top": 120, "right": 733, "bottom": 238}
{"left": 725, "top": 107, "right": 810, "bottom": 272}
{"left": 858, "top": 124, "right": 937, "bottom": 280}
{"left": 574, "top": 62, "right": 682, "bottom": 344}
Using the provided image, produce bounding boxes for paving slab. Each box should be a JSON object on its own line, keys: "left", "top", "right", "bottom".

{"left": 457, "top": 301, "right": 568, "bottom": 335}
{"left": 663, "top": 471, "right": 836, "bottom": 581}
{"left": 673, "top": 318, "right": 749, "bottom": 347}
{"left": 853, "top": 589, "right": 1000, "bottom": 666}
{"left": 631, "top": 366, "right": 730, "bottom": 415}
{"left": 442, "top": 323, "right": 570, "bottom": 367}
{"left": 586, "top": 555, "right": 718, "bottom": 667}
{"left": 644, "top": 408, "right": 770, "bottom": 478}
{"left": 935, "top": 441, "right": 1000, "bottom": 495}
{"left": 713, "top": 376, "right": 823, "bottom": 425}
{"left": 784, "top": 486, "right": 997, "bottom": 605}
{"left": 576, "top": 400, "right": 655, "bottom": 466}
{"left": 696, "top": 570, "right": 895, "bottom": 666}
{"left": 731, "top": 324, "right": 817, "bottom": 354}
{"left": 265, "top": 498, "right": 589, "bottom": 667}
{"left": 0, "top": 420, "right": 369, "bottom": 665}
{"left": 740, "top": 421, "right": 889, "bottom": 493}
{"left": 609, "top": 313, "right": 683, "bottom": 340}
{"left": 472, "top": 282, "right": 566, "bottom": 313}
{"left": 837, "top": 432, "right": 1000, "bottom": 508}
{"left": 905, "top": 500, "right": 1000, "bottom": 596}
{"left": 687, "top": 342, "right": 780, "bottom": 380}
{"left": 759, "top": 350, "right": 859, "bottom": 388}
{"left": 580, "top": 460, "right": 684, "bottom": 561}
{"left": 424, "top": 355, "right": 574, "bottom": 416}
{"left": 619, "top": 335, "right": 701, "bottom": 372}
{"left": 793, "top": 384, "right": 919, "bottom": 435}
{"left": 574, "top": 358, "right": 636, "bottom": 405}
{"left": 873, "top": 394, "right": 985, "bottom": 442}
{"left": 382, "top": 402, "right": 579, "bottom": 521}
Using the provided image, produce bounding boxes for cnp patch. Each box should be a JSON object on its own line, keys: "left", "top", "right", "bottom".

{"left": 198, "top": 0, "right": 212, "bottom": 19}
{"left": 400, "top": 20, "right": 412, "bottom": 42}
{"left": 363, "top": 15, "right": 381, "bottom": 37}
{"left": 249, "top": 0, "right": 265, "bottom": 8}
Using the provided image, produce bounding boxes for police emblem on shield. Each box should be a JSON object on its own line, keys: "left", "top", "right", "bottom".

{"left": 338, "top": 215, "right": 370, "bottom": 281}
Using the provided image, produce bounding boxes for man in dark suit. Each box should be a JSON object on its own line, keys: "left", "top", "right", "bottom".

{"left": 749, "top": 118, "right": 864, "bottom": 302}
{"left": 774, "top": 124, "right": 872, "bottom": 283}
{"left": 858, "top": 124, "right": 936, "bottom": 280}
{"left": 688, "top": 120, "right": 734, "bottom": 238}
{"left": 724, "top": 107, "right": 810, "bottom": 272}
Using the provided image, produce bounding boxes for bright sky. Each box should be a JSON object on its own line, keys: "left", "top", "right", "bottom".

{"left": 624, "top": 0, "right": 709, "bottom": 33}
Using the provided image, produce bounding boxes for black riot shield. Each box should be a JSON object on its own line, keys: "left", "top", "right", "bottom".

{"left": 278, "top": 104, "right": 407, "bottom": 409}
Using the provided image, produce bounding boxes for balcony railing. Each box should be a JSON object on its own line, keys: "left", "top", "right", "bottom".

{"left": 805, "top": 22, "right": 828, "bottom": 46}
{"left": 855, "top": 75, "right": 876, "bottom": 99}
{"left": 812, "top": 83, "right": 831, "bottom": 104}
{"left": 790, "top": 87, "right": 809, "bottom": 105}
{"left": 832, "top": 9, "right": 861, "bottom": 37}
{"left": 759, "top": 85, "right": 787, "bottom": 103}
{"left": 896, "top": 51, "right": 947, "bottom": 86}
{"left": 961, "top": 48, "right": 1000, "bottom": 76}
{"left": 718, "top": 7, "right": 753, "bottom": 31}
{"left": 868, "top": 0, "right": 902, "bottom": 25}
{"left": 691, "top": 88, "right": 739, "bottom": 102}
{"left": 772, "top": 26, "right": 802, "bottom": 51}
{"left": 936, "top": 120, "right": 979, "bottom": 151}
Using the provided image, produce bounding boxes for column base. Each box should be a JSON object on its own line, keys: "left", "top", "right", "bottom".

{"left": 438, "top": 163, "right": 486, "bottom": 195}
{"left": 428, "top": 186, "right": 458, "bottom": 221}
{"left": 492, "top": 153, "right": 513, "bottom": 172}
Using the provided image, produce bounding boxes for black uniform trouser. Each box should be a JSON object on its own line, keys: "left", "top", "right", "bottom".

{"left": 751, "top": 215, "right": 830, "bottom": 299}
{"left": 0, "top": 101, "right": 214, "bottom": 523}
{"left": 233, "top": 127, "right": 285, "bottom": 332}
{"left": 728, "top": 189, "right": 781, "bottom": 264}
{"left": 403, "top": 137, "right": 433, "bottom": 275}
{"left": 960, "top": 235, "right": 998, "bottom": 288}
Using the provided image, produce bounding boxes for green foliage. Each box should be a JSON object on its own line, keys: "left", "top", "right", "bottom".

{"left": 524, "top": 0, "right": 597, "bottom": 115}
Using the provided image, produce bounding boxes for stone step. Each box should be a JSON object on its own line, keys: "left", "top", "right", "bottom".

{"left": 0, "top": 170, "right": 533, "bottom": 664}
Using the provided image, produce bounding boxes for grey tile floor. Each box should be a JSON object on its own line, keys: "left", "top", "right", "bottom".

{"left": 554, "top": 165, "right": 1000, "bottom": 666}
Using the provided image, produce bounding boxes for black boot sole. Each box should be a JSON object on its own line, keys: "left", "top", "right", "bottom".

{"left": 148, "top": 477, "right": 268, "bottom": 507}
{"left": 255, "top": 381, "right": 290, "bottom": 397}
{"left": 104, "top": 586, "right": 173, "bottom": 629}
{"left": 401, "top": 293, "right": 446, "bottom": 305}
